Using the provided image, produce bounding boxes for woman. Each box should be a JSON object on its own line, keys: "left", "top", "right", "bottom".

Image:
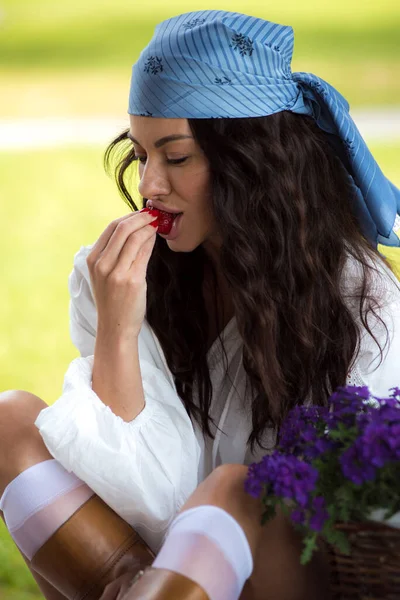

{"left": 1, "top": 10, "right": 400, "bottom": 600}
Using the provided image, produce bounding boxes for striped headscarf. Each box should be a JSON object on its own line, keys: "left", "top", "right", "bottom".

{"left": 128, "top": 10, "right": 400, "bottom": 248}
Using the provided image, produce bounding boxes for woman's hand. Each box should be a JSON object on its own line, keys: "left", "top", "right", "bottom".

{"left": 99, "top": 555, "right": 147, "bottom": 600}
{"left": 86, "top": 209, "right": 158, "bottom": 341}
{"left": 99, "top": 572, "right": 139, "bottom": 600}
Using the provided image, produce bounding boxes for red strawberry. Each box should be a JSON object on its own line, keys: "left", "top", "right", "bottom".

{"left": 157, "top": 210, "right": 177, "bottom": 234}
{"left": 140, "top": 207, "right": 178, "bottom": 234}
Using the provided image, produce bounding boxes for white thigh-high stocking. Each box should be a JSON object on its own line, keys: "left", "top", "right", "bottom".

{"left": 153, "top": 505, "right": 253, "bottom": 600}
{"left": 0, "top": 459, "right": 94, "bottom": 560}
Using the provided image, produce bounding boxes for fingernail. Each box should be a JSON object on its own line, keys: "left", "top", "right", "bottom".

{"left": 149, "top": 218, "right": 159, "bottom": 228}
{"left": 140, "top": 207, "right": 159, "bottom": 217}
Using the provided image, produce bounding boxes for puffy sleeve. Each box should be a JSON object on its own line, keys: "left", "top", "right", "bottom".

{"left": 35, "top": 245, "right": 201, "bottom": 552}
{"left": 345, "top": 254, "right": 400, "bottom": 397}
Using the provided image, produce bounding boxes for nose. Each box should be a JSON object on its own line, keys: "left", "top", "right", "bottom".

{"left": 137, "top": 159, "right": 171, "bottom": 200}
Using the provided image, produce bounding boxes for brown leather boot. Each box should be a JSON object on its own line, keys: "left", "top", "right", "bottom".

{"left": 123, "top": 567, "right": 210, "bottom": 599}
{"left": 30, "top": 494, "right": 155, "bottom": 600}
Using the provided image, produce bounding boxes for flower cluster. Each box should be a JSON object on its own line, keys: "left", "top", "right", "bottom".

{"left": 245, "top": 386, "right": 400, "bottom": 563}
{"left": 246, "top": 453, "right": 318, "bottom": 507}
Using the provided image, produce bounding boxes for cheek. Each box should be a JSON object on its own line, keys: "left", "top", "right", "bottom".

{"left": 172, "top": 170, "right": 208, "bottom": 201}
{"left": 188, "top": 168, "right": 211, "bottom": 203}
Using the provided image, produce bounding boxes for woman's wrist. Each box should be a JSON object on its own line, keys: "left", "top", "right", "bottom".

{"left": 95, "top": 324, "right": 141, "bottom": 348}
{"left": 92, "top": 333, "right": 145, "bottom": 422}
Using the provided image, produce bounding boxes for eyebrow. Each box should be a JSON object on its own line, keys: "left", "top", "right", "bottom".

{"left": 127, "top": 132, "right": 193, "bottom": 148}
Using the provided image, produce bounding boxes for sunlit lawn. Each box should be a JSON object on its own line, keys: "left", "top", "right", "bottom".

{"left": 1, "top": 0, "right": 400, "bottom": 118}
{"left": 0, "top": 145, "right": 127, "bottom": 600}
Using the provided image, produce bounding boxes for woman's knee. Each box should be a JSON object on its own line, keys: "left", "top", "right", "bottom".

{"left": 0, "top": 389, "right": 47, "bottom": 421}
{"left": 0, "top": 390, "right": 52, "bottom": 494}
{"left": 179, "top": 463, "right": 264, "bottom": 553}
{"left": 194, "top": 464, "right": 259, "bottom": 511}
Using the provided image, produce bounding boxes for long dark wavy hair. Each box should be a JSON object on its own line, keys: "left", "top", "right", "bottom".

{"left": 104, "top": 111, "right": 394, "bottom": 453}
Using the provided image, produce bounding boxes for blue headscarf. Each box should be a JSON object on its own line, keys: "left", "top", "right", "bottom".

{"left": 128, "top": 10, "right": 400, "bottom": 248}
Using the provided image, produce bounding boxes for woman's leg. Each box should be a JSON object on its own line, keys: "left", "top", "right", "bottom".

{"left": 176, "top": 464, "right": 331, "bottom": 600}
{"left": 118, "top": 463, "right": 330, "bottom": 600}
{"left": 0, "top": 390, "right": 53, "bottom": 496}
{"left": 0, "top": 390, "right": 65, "bottom": 599}
{"left": 0, "top": 390, "right": 154, "bottom": 600}
{"left": 0, "top": 390, "right": 330, "bottom": 600}
{"left": 2, "top": 512, "right": 67, "bottom": 599}
{"left": 20, "top": 548, "right": 68, "bottom": 600}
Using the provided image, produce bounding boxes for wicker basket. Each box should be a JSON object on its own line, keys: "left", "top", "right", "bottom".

{"left": 327, "top": 522, "right": 400, "bottom": 600}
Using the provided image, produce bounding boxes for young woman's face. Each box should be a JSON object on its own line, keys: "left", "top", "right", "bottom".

{"left": 129, "top": 115, "right": 220, "bottom": 255}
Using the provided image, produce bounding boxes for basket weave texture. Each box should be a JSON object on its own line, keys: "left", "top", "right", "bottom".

{"left": 327, "top": 522, "right": 400, "bottom": 600}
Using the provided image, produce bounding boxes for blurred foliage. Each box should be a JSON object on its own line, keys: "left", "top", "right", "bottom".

{"left": 1, "top": 4, "right": 398, "bottom": 71}
{"left": 0, "top": 529, "right": 41, "bottom": 598}
{"left": 0, "top": 145, "right": 126, "bottom": 600}
{"left": 0, "top": 0, "right": 400, "bottom": 116}
{"left": 0, "top": 147, "right": 126, "bottom": 400}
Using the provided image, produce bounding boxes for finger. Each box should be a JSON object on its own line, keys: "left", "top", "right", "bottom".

{"left": 88, "top": 213, "right": 134, "bottom": 263}
{"left": 116, "top": 580, "right": 136, "bottom": 600}
{"left": 100, "top": 573, "right": 137, "bottom": 600}
{"left": 90, "top": 212, "right": 157, "bottom": 273}
{"left": 116, "top": 224, "right": 157, "bottom": 272}
{"left": 127, "top": 229, "right": 157, "bottom": 276}
{"left": 88, "top": 210, "right": 154, "bottom": 265}
{"left": 99, "top": 579, "right": 120, "bottom": 600}
{"left": 97, "top": 219, "right": 157, "bottom": 276}
{"left": 90, "top": 210, "right": 153, "bottom": 262}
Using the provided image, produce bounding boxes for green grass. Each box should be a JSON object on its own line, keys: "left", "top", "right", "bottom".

{"left": 0, "top": 142, "right": 399, "bottom": 598}
{"left": 0, "top": 532, "right": 42, "bottom": 599}
{"left": 0, "top": 145, "right": 127, "bottom": 600}
{"left": 0, "top": 147, "right": 127, "bottom": 400}
{"left": 1, "top": 0, "right": 400, "bottom": 117}
{"left": 1, "top": 6, "right": 397, "bottom": 71}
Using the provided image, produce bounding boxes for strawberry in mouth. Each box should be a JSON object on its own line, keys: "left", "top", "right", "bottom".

{"left": 140, "top": 206, "right": 183, "bottom": 235}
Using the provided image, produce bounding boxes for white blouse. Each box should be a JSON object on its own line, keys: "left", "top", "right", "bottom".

{"left": 35, "top": 244, "right": 400, "bottom": 553}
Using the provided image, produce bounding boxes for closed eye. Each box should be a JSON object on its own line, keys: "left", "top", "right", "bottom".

{"left": 167, "top": 157, "right": 188, "bottom": 165}
{"left": 133, "top": 156, "right": 188, "bottom": 165}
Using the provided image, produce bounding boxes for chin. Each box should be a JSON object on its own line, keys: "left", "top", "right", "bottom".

{"left": 166, "top": 238, "right": 202, "bottom": 253}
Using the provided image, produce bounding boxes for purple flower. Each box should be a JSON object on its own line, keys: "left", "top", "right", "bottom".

{"left": 246, "top": 452, "right": 318, "bottom": 507}
{"left": 339, "top": 385, "right": 371, "bottom": 400}
{"left": 304, "top": 437, "right": 337, "bottom": 460}
{"left": 315, "top": 438, "right": 336, "bottom": 454}
{"left": 375, "top": 397, "right": 400, "bottom": 423}
{"left": 327, "top": 386, "right": 370, "bottom": 428}
{"left": 279, "top": 405, "right": 329, "bottom": 457}
{"left": 340, "top": 441, "right": 376, "bottom": 485}
{"left": 360, "top": 423, "right": 394, "bottom": 467}
{"left": 291, "top": 508, "right": 306, "bottom": 525}
{"left": 244, "top": 385, "right": 400, "bottom": 566}
{"left": 309, "top": 496, "right": 329, "bottom": 532}
{"left": 389, "top": 387, "right": 400, "bottom": 399}
{"left": 244, "top": 463, "right": 265, "bottom": 498}
{"left": 387, "top": 423, "right": 400, "bottom": 458}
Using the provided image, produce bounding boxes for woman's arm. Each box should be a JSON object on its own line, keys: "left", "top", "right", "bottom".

{"left": 35, "top": 244, "right": 201, "bottom": 553}
{"left": 87, "top": 210, "right": 157, "bottom": 421}
{"left": 92, "top": 334, "right": 145, "bottom": 422}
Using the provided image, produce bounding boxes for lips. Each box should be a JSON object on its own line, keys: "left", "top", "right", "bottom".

{"left": 141, "top": 207, "right": 182, "bottom": 234}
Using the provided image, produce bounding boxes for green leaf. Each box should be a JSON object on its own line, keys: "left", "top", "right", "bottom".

{"left": 300, "top": 532, "right": 318, "bottom": 565}
{"left": 324, "top": 527, "right": 351, "bottom": 555}
{"left": 261, "top": 503, "right": 277, "bottom": 525}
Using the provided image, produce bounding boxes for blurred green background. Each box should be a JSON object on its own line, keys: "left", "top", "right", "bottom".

{"left": 1, "top": 0, "right": 399, "bottom": 598}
